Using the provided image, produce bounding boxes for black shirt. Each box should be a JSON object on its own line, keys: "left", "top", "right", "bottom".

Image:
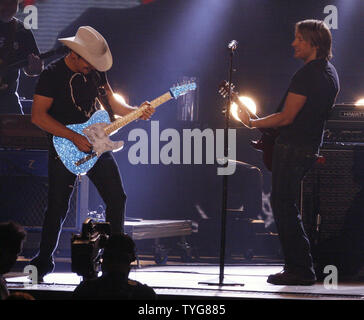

{"left": 0, "top": 18, "right": 39, "bottom": 113}
{"left": 35, "top": 58, "right": 105, "bottom": 126}
{"left": 277, "top": 59, "right": 340, "bottom": 149}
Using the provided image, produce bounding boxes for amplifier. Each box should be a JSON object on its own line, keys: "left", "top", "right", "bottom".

{"left": 0, "top": 150, "right": 89, "bottom": 231}
{"left": 0, "top": 114, "right": 48, "bottom": 149}
{"left": 327, "top": 104, "right": 364, "bottom": 122}
{"left": 300, "top": 149, "right": 364, "bottom": 277}
{"left": 0, "top": 149, "right": 48, "bottom": 177}
{"left": 322, "top": 104, "right": 364, "bottom": 148}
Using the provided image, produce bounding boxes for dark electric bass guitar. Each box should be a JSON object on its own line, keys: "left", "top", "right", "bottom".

{"left": 0, "top": 46, "right": 67, "bottom": 90}
{"left": 218, "top": 80, "right": 279, "bottom": 171}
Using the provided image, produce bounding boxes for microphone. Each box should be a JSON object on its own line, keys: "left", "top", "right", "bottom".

{"left": 228, "top": 40, "right": 238, "bottom": 51}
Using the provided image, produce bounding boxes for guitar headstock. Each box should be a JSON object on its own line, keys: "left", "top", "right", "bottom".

{"left": 170, "top": 81, "right": 197, "bottom": 99}
{"left": 218, "top": 80, "right": 236, "bottom": 99}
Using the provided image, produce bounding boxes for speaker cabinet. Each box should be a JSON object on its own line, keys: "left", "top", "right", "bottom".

{"left": 0, "top": 150, "right": 85, "bottom": 230}
{"left": 0, "top": 149, "right": 90, "bottom": 257}
{"left": 301, "top": 149, "right": 364, "bottom": 277}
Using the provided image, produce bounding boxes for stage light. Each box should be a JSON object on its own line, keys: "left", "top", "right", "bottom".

{"left": 109, "top": 93, "right": 127, "bottom": 118}
{"left": 98, "top": 93, "right": 126, "bottom": 117}
{"left": 355, "top": 98, "right": 364, "bottom": 106}
{"left": 113, "top": 93, "right": 126, "bottom": 104}
{"left": 230, "top": 96, "right": 257, "bottom": 122}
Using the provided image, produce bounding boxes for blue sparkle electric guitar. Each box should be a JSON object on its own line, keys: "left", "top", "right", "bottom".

{"left": 53, "top": 82, "right": 197, "bottom": 175}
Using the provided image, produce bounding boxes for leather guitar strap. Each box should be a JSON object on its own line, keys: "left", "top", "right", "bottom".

{"left": 91, "top": 70, "right": 116, "bottom": 122}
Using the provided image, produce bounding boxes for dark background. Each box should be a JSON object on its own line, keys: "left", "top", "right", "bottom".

{"left": 17, "top": 0, "right": 364, "bottom": 234}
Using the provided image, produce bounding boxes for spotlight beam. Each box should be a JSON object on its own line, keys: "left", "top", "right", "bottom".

{"left": 355, "top": 98, "right": 364, "bottom": 106}
{"left": 230, "top": 96, "right": 257, "bottom": 122}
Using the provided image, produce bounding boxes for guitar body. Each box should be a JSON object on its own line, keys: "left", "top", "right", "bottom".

{"left": 250, "top": 130, "right": 279, "bottom": 171}
{"left": 52, "top": 82, "right": 196, "bottom": 175}
{"left": 53, "top": 110, "right": 124, "bottom": 175}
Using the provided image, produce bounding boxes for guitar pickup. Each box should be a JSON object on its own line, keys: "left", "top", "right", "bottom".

{"left": 75, "top": 152, "right": 98, "bottom": 167}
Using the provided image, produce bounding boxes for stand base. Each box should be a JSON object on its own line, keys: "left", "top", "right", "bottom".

{"left": 198, "top": 276, "right": 245, "bottom": 287}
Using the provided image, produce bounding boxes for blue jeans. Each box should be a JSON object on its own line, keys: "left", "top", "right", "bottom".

{"left": 271, "top": 140, "right": 317, "bottom": 277}
{"left": 34, "top": 147, "right": 126, "bottom": 265}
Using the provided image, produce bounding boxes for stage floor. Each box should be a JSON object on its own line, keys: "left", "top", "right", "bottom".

{"left": 5, "top": 262, "right": 364, "bottom": 300}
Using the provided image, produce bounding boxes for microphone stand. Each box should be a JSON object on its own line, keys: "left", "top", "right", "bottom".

{"left": 219, "top": 42, "right": 237, "bottom": 285}
{"left": 199, "top": 41, "right": 244, "bottom": 287}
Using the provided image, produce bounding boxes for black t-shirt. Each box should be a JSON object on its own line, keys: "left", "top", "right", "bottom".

{"left": 35, "top": 58, "right": 105, "bottom": 126}
{"left": 0, "top": 18, "right": 40, "bottom": 113}
{"left": 72, "top": 273, "right": 157, "bottom": 300}
{"left": 277, "top": 59, "right": 340, "bottom": 148}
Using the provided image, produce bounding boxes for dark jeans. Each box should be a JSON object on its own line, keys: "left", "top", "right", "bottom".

{"left": 271, "top": 140, "right": 317, "bottom": 277}
{"left": 34, "top": 148, "right": 126, "bottom": 265}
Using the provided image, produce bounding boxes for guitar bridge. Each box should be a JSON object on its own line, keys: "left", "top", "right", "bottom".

{"left": 75, "top": 152, "right": 98, "bottom": 167}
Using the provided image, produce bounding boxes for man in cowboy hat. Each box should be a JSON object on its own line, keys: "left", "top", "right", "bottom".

{"left": 30, "top": 26, "right": 154, "bottom": 281}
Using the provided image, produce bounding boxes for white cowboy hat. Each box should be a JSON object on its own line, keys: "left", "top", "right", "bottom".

{"left": 58, "top": 26, "right": 113, "bottom": 72}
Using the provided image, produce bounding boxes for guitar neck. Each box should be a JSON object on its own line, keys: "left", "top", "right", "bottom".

{"left": 6, "top": 48, "right": 66, "bottom": 71}
{"left": 104, "top": 91, "right": 172, "bottom": 136}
